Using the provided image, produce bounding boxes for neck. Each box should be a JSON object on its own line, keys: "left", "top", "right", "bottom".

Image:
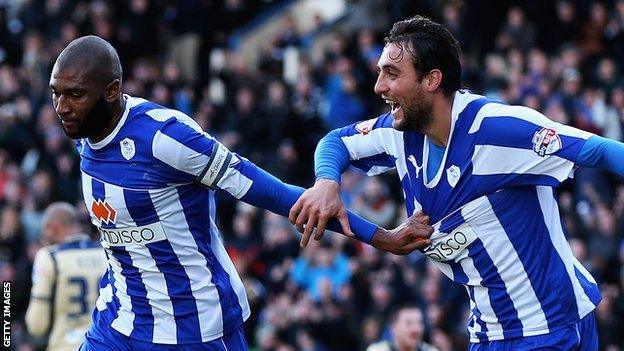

{"left": 90, "top": 96, "right": 126, "bottom": 143}
{"left": 424, "top": 93, "right": 454, "bottom": 147}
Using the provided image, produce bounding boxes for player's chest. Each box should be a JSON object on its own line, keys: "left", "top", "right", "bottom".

{"left": 398, "top": 134, "right": 476, "bottom": 221}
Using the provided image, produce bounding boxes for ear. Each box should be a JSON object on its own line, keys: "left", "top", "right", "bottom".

{"left": 105, "top": 79, "right": 121, "bottom": 103}
{"left": 424, "top": 69, "right": 443, "bottom": 92}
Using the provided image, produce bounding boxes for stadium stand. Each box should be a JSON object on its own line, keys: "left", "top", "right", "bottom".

{"left": 1, "top": 0, "right": 623, "bottom": 350}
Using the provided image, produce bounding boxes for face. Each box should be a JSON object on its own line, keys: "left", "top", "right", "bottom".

{"left": 392, "top": 308, "right": 424, "bottom": 349}
{"left": 50, "top": 63, "right": 113, "bottom": 139}
{"left": 374, "top": 43, "right": 433, "bottom": 132}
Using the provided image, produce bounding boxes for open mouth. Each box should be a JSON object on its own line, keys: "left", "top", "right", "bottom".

{"left": 385, "top": 99, "right": 402, "bottom": 115}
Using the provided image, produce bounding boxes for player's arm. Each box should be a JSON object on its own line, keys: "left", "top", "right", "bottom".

{"left": 575, "top": 135, "right": 624, "bottom": 176}
{"left": 153, "top": 116, "right": 432, "bottom": 254}
{"left": 25, "top": 248, "right": 55, "bottom": 338}
{"left": 290, "top": 114, "right": 401, "bottom": 246}
{"left": 471, "top": 103, "right": 611, "bottom": 188}
{"left": 232, "top": 157, "right": 432, "bottom": 252}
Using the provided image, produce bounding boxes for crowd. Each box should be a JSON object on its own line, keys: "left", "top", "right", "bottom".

{"left": 0, "top": 0, "right": 623, "bottom": 350}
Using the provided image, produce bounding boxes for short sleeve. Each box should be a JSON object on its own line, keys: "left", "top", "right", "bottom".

{"left": 152, "top": 117, "right": 241, "bottom": 189}
{"left": 470, "top": 103, "right": 594, "bottom": 187}
{"left": 336, "top": 113, "right": 402, "bottom": 176}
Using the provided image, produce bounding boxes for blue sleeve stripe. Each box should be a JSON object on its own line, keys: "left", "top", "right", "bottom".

{"left": 477, "top": 117, "right": 587, "bottom": 161}
{"left": 239, "top": 160, "right": 377, "bottom": 243}
{"left": 158, "top": 119, "right": 216, "bottom": 156}
{"left": 577, "top": 135, "right": 624, "bottom": 176}
{"left": 315, "top": 129, "right": 350, "bottom": 182}
{"left": 351, "top": 152, "right": 397, "bottom": 173}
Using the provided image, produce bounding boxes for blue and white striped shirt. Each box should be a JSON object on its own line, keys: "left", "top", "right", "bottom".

{"left": 325, "top": 90, "right": 601, "bottom": 342}
{"left": 78, "top": 96, "right": 252, "bottom": 344}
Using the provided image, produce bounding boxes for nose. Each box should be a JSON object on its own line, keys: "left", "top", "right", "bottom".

{"left": 54, "top": 94, "right": 71, "bottom": 117}
{"left": 374, "top": 74, "right": 388, "bottom": 96}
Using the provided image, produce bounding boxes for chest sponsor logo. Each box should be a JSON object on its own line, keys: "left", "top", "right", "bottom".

{"left": 422, "top": 223, "right": 478, "bottom": 262}
{"left": 532, "top": 128, "right": 561, "bottom": 157}
{"left": 98, "top": 222, "right": 167, "bottom": 247}
{"left": 91, "top": 199, "right": 117, "bottom": 225}
{"left": 120, "top": 138, "right": 135, "bottom": 160}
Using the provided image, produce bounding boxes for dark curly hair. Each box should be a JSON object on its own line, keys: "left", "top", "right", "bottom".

{"left": 384, "top": 15, "right": 462, "bottom": 96}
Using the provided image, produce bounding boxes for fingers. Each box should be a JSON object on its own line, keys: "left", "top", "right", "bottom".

{"left": 411, "top": 211, "right": 430, "bottom": 225}
{"left": 300, "top": 215, "right": 318, "bottom": 248}
{"left": 401, "top": 238, "right": 433, "bottom": 254}
{"left": 336, "top": 210, "right": 354, "bottom": 237}
{"left": 314, "top": 217, "right": 328, "bottom": 241}
{"left": 288, "top": 199, "right": 303, "bottom": 225}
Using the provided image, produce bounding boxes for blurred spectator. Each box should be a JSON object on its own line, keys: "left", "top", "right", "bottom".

{"left": 366, "top": 305, "right": 438, "bottom": 351}
{"left": 495, "top": 6, "right": 536, "bottom": 52}
{"left": 353, "top": 177, "right": 397, "bottom": 228}
{"left": 0, "top": 1, "right": 623, "bottom": 349}
{"left": 291, "top": 240, "right": 351, "bottom": 302}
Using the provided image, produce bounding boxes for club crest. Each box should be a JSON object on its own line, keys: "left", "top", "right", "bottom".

{"left": 446, "top": 165, "right": 461, "bottom": 188}
{"left": 120, "top": 138, "right": 135, "bottom": 160}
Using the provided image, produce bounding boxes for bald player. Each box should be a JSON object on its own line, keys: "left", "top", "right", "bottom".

{"left": 50, "top": 36, "right": 432, "bottom": 350}
{"left": 26, "top": 202, "right": 107, "bottom": 351}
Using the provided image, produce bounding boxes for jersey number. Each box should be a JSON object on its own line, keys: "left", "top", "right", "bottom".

{"left": 67, "top": 277, "right": 90, "bottom": 319}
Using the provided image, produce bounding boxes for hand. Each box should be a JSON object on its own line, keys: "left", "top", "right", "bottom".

{"left": 289, "top": 179, "right": 354, "bottom": 248}
{"left": 371, "top": 211, "right": 433, "bottom": 255}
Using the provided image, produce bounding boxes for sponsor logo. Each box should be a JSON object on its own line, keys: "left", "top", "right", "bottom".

{"left": 92, "top": 199, "right": 117, "bottom": 225}
{"left": 532, "top": 128, "right": 562, "bottom": 157}
{"left": 422, "top": 223, "right": 477, "bottom": 262}
{"left": 98, "top": 222, "right": 167, "bottom": 247}
{"left": 355, "top": 118, "right": 377, "bottom": 135}
{"left": 446, "top": 165, "right": 461, "bottom": 188}
{"left": 120, "top": 138, "right": 135, "bottom": 160}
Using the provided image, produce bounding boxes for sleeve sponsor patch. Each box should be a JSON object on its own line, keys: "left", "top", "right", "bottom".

{"left": 532, "top": 127, "right": 562, "bottom": 156}
{"left": 355, "top": 118, "right": 378, "bottom": 135}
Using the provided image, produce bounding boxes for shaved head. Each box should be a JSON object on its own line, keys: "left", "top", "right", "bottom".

{"left": 55, "top": 35, "right": 122, "bottom": 86}
{"left": 50, "top": 35, "right": 125, "bottom": 142}
{"left": 43, "top": 202, "right": 79, "bottom": 228}
{"left": 42, "top": 202, "right": 81, "bottom": 243}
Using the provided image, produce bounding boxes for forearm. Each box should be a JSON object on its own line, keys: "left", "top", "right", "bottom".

{"left": 314, "top": 129, "right": 351, "bottom": 182}
{"left": 239, "top": 161, "right": 377, "bottom": 243}
{"left": 577, "top": 135, "right": 624, "bottom": 176}
{"left": 25, "top": 299, "right": 51, "bottom": 337}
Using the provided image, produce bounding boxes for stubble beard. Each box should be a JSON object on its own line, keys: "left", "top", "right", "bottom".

{"left": 393, "top": 92, "right": 433, "bottom": 133}
{"left": 60, "top": 94, "right": 112, "bottom": 140}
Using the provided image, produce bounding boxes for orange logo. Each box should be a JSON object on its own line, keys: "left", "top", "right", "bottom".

{"left": 92, "top": 199, "right": 117, "bottom": 225}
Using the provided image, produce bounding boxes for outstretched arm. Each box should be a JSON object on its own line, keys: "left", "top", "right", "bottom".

{"left": 289, "top": 115, "right": 402, "bottom": 247}
{"left": 152, "top": 114, "right": 430, "bottom": 253}
{"left": 576, "top": 135, "right": 624, "bottom": 176}
{"left": 289, "top": 129, "right": 353, "bottom": 246}
{"left": 237, "top": 157, "right": 433, "bottom": 254}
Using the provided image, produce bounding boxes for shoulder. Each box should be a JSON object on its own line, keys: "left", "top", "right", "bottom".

{"left": 338, "top": 112, "right": 395, "bottom": 137}
{"left": 129, "top": 97, "right": 202, "bottom": 133}
{"left": 32, "top": 246, "right": 55, "bottom": 283}
{"left": 366, "top": 341, "right": 392, "bottom": 351}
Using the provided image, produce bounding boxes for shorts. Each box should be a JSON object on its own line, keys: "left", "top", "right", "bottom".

{"left": 469, "top": 311, "right": 597, "bottom": 351}
{"left": 78, "top": 322, "right": 248, "bottom": 351}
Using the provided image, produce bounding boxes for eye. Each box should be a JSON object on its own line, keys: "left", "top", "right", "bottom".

{"left": 70, "top": 91, "right": 84, "bottom": 98}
